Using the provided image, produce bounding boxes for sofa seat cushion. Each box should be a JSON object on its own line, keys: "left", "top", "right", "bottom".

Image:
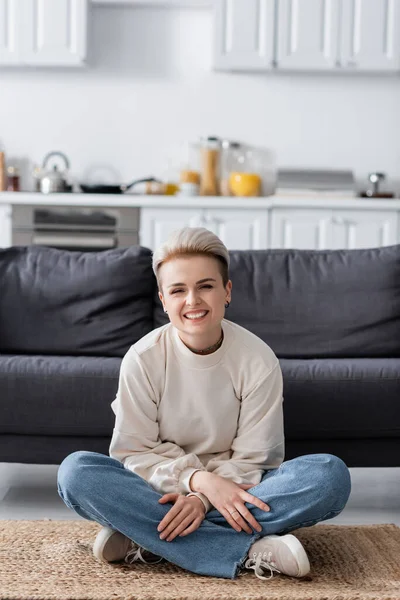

{"left": 281, "top": 358, "right": 400, "bottom": 440}
{"left": 0, "top": 355, "right": 120, "bottom": 436}
{"left": 0, "top": 245, "right": 155, "bottom": 357}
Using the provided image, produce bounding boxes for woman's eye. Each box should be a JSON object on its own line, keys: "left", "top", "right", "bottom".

{"left": 171, "top": 285, "right": 212, "bottom": 295}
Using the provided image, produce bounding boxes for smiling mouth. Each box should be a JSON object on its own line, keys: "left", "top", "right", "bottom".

{"left": 183, "top": 311, "right": 209, "bottom": 321}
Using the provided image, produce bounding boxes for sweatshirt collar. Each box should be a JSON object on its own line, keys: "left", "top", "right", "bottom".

{"left": 170, "top": 319, "right": 233, "bottom": 369}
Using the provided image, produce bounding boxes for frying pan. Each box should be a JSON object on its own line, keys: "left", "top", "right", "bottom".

{"left": 79, "top": 176, "right": 158, "bottom": 194}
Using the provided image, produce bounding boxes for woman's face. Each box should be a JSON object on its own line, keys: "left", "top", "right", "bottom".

{"left": 158, "top": 255, "right": 232, "bottom": 346}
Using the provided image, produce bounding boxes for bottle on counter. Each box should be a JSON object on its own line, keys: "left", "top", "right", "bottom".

{"left": 0, "top": 151, "right": 6, "bottom": 191}
{"left": 199, "top": 136, "right": 221, "bottom": 196}
{"left": 6, "top": 165, "right": 20, "bottom": 191}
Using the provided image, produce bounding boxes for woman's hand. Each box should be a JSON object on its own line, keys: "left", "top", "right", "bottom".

{"left": 191, "top": 472, "right": 270, "bottom": 534}
{"left": 157, "top": 493, "right": 206, "bottom": 542}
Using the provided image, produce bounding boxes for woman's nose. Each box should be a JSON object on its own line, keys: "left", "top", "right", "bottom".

{"left": 186, "top": 290, "right": 200, "bottom": 305}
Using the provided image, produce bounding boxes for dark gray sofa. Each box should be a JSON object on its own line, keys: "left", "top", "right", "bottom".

{"left": 0, "top": 244, "right": 399, "bottom": 467}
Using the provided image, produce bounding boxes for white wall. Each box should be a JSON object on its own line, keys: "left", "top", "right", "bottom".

{"left": 0, "top": 4, "right": 400, "bottom": 192}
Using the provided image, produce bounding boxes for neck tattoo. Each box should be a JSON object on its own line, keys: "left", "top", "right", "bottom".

{"left": 186, "top": 330, "right": 224, "bottom": 355}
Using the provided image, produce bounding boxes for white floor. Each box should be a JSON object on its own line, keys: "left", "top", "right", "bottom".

{"left": 0, "top": 463, "right": 399, "bottom": 526}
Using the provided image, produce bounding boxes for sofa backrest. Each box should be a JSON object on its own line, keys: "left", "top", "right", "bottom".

{"left": 154, "top": 244, "right": 400, "bottom": 358}
{"left": 0, "top": 245, "right": 155, "bottom": 357}
{"left": 2, "top": 243, "right": 399, "bottom": 359}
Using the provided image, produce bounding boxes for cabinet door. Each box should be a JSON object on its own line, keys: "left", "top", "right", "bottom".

{"left": 331, "top": 210, "right": 398, "bottom": 249}
{"left": 270, "top": 208, "right": 332, "bottom": 249}
{"left": 214, "top": 0, "right": 275, "bottom": 71}
{"left": 21, "top": 0, "right": 88, "bottom": 66}
{"left": 340, "top": 0, "right": 400, "bottom": 71}
{"left": 276, "top": 0, "right": 340, "bottom": 70}
{"left": 0, "top": 0, "right": 21, "bottom": 64}
{"left": 140, "top": 208, "right": 205, "bottom": 251}
{"left": 0, "top": 203, "right": 12, "bottom": 248}
{"left": 204, "top": 209, "right": 268, "bottom": 249}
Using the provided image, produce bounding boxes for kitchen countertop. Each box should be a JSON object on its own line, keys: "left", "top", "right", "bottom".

{"left": 1, "top": 191, "right": 400, "bottom": 210}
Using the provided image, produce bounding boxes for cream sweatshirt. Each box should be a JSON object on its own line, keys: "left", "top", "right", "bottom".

{"left": 109, "top": 318, "right": 285, "bottom": 513}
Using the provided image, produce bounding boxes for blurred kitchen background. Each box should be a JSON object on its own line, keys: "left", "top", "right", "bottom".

{"left": 1, "top": 0, "right": 400, "bottom": 195}
{"left": 1, "top": 0, "right": 400, "bottom": 255}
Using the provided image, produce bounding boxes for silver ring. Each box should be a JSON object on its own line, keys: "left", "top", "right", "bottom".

{"left": 229, "top": 510, "right": 239, "bottom": 516}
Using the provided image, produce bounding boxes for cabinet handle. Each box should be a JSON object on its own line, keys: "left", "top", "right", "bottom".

{"left": 332, "top": 216, "right": 345, "bottom": 225}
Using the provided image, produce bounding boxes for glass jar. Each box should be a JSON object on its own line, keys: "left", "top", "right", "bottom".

{"left": 199, "top": 136, "right": 221, "bottom": 196}
{"left": 220, "top": 140, "right": 242, "bottom": 196}
{"left": 6, "top": 166, "right": 20, "bottom": 192}
{"left": 228, "top": 146, "right": 276, "bottom": 197}
{"left": 179, "top": 141, "right": 201, "bottom": 196}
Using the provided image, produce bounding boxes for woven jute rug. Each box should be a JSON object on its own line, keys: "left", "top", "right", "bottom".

{"left": 0, "top": 520, "right": 399, "bottom": 600}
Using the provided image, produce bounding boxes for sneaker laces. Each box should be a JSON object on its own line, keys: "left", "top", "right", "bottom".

{"left": 124, "top": 542, "right": 163, "bottom": 565}
{"left": 244, "top": 551, "right": 282, "bottom": 580}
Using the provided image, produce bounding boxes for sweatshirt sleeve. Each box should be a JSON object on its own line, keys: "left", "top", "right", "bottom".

{"left": 109, "top": 348, "right": 206, "bottom": 495}
{"left": 208, "top": 361, "right": 285, "bottom": 484}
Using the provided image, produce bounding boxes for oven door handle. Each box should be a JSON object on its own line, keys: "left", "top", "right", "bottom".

{"left": 32, "top": 233, "right": 116, "bottom": 249}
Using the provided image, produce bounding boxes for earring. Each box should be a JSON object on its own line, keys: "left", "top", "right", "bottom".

{"left": 164, "top": 308, "right": 168, "bottom": 313}
{"left": 225, "top": 301, "right": 230, "bottom": 308}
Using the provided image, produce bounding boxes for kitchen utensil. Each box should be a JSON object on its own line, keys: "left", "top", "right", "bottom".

{"left": 79, "top": 176, "right": 157, "bottom": 194}
{"left": 40, "top": 151, "right": 72, "bottom": 194}
{"left": 277, "top": 168, "right": 355, "bottom": 195}
{"left": 360, "top": 172, "right": 394, "bottom": 198}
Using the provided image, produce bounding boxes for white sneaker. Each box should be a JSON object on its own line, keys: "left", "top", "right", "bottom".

{"left": 244, "top": 534, "right": 310, "bottom": 579}
{"left": 93, "top": 526, "right": 163, "bottom": 565}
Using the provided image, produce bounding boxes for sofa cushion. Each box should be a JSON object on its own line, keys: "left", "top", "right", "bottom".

{"left": 224, "top": 245, "right": 400, "bottom": 358}
{"left": 0, "top": 245, "right": 155, "bottom": 357}
{"left": 0, "top": 354, "right": 119, "bottom": 436}
{"left": 1, "top": 354, "right": 398, "bottom": 441}
{"left": 280, "top": 357, "right": 400, "bottom": 440}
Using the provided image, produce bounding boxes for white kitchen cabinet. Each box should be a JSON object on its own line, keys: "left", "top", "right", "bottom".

{"left": 270, "top": 208, "right": 333, "bottom": 249}
{"left": 0, "top": 203, "right": 12, "bottom": 248}
{"left": 331, "top": 210, "right": 398, "bottom": 249}
{"left": 140, "top": 208, "right": 205, "bottom": 250}
{"left": 0, "top": 0, "right": 88, "bottom": 66}
{"left": 276, "top": 0, "right": 340, "bottom": 70}
{"left": 214, "top": 0, "right": 400, "bottom": 72}
{"left": 270, "top": 208, "right": 398, "bottom": 249}
{"left": 202, "top": 209, "right": 268, "bottom": 249}
{"left": 214, "top": 0, "right": 275, "bottom": 71}
{"left": 140, "top": 207, "right": 269, "bottom": 250}
{"left": 340, "top": 0, "right": 400, "bottom": 71}
{"left": 0, "top": 0, "right": 22, "bottom": 64}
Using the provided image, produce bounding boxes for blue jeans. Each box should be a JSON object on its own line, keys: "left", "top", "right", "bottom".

{"left": 57, "top": 451, "right": 351, "bottom": 579}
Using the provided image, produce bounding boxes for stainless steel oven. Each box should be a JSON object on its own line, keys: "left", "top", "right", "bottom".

{"left": 12, "top": 204, "right": 140, "bottom": 251}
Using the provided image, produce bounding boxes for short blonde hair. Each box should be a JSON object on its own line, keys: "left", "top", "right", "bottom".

{"left": 152, "top": 227, "right": 230, "bottom": 289}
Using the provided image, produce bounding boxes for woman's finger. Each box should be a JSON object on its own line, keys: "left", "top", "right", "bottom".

{"left": 229, "top": 508, "right": 253, "bottom": 534}
{"left": 158, "top": 493, "right": 179, "bottom": 504}
{"left": 220, "top": 507, "right": 248, "bottom": 533}
{"left": 242, "top": 492, "right": 270, "bottom": 512}
{"left": 179, "top": 518, "right": 204, "bottom": 537}
{"left": 158, "top": 500, "right": 185, "bottom": 533}
{"left": 165, "top": 514, "right": 195, "bottom": 541}
{"left": 233, "top": 503, "right": 262, "bottom": 532}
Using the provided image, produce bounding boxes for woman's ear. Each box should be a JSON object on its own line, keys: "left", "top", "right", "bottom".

{"left": 158, "top": 291, "right": 164, "bottom": 309}
{"left": 225, "top": 280, "right": 232, "bottom": 303}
